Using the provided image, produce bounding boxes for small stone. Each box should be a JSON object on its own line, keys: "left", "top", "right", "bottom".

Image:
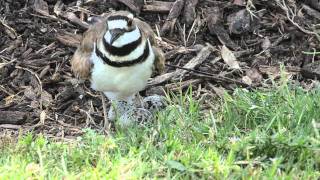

{"left": 40, "top": 27, "right": 47, "bottom": 33}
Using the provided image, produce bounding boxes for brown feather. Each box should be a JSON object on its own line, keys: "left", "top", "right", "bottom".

{"left": 152, "top": 46, "right": 165, "bottom": 75}
{"left": 134, "top": 18, "right": 157, "bottom": 45}
{"left": 70, "top": 18, "right": 106, "bottom": 79}
{"left": 133, "top": 17, "right": 165, "bottom": 75}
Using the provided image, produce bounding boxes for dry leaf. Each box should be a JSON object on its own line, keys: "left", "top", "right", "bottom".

{"left": 221, "top": 45, "right": 240, "bottom": 69}
{"left": 259, "top": 66, "right": 281, "bottom": 79}
{"left": 41, "top": 90, "right": 53, "bottom": 107}
{"left": 39, "top": 111, "right": 46, "bottom": 125}
{"left": 242, "top": 76, "right": 252, "bottom": 86}
{"left": 24, "top": 86, "right": 37, "bottom": 100}
{"left": 0, "top": 63, "right": 7, "bottom": 69}
{"left": 26, "top": 162, "right": 41, "bottom": 174}
{"left": 261, "top": 37, "right": 271, "bottom": 50}
{"left": 210, "top": 85, "right": 226, "bottom": 98}
{"left": 246, "top": 68, "right": 263, "bottom": 84}
{"left": 4, "top": 95, "right": 15, "bottom": 105}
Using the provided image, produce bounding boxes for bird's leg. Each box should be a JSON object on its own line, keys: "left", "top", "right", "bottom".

{"left": 100, "top": 92, "right": 110, "bottom": 132}
{"left": 104, "top": 92, "right": 120, "bottom": 121}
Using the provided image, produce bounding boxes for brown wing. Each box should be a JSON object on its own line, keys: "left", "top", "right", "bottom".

{"left": 70, "top": 19, "right": 107, "bottom": 79}
{"left": 134, "top": 18, "right": 165, "bottom": 75}
{"left": 152, "top": 46, "right": 165, "bottom": 75}
{"left": 134, "top": 18, "right": 157, "bottom": 46}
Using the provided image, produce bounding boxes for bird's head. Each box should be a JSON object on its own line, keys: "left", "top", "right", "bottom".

{"left": 105, "top": 11, "right": 140, "bottom": 46}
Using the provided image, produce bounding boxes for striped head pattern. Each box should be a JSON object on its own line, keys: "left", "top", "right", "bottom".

{"left": 95, "top": 11, "right": 152, "bottom": 67}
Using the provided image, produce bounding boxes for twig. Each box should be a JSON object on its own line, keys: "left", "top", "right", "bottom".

{"left": 0, "top": 124, "right": 21, "bottom": 130}
{"left": 0, "top": 17, "right": 18, "bottom": 39}
{"left": 0, "top": 58, "right": 17, "bottom": 69}
{"left": 186, "top": 16, "right": 198, "bottom": 45}
{"left": 276, "top": 0, "right": 316, "bottom": 35}
{"left": 79, "top": 108, "right": 97, "bottom": 127}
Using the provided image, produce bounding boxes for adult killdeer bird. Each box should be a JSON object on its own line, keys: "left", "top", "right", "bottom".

{"left": 70, "top": 11, "right": 165, "bottom": 127}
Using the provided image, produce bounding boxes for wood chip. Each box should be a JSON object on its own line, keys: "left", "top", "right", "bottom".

{"left": 233, "top": 0, "right": 246, "bottom": 6}
{"left": 183, "top": 0, "right": 198, "bottom": 26}
{"left": 113, "top": 0, "right": 143, "bottom": 14}
{"left": 61, "top": 12, "right": 89, "bottom": 29}
{"left": 142, "top": 1, "right": 174, "bottom": 13}
{"left": 33, "top": 0, "right": 50, "bottom": 16}
{"left": 301, "top": 61, "right": 320, "bottom": 79}
{"left": 0, "top": 111, "right": 28, "bottom": 125}
{"left": 161, "top": 0, "right": 185, "bottom": 36}
{"left": 227, "top": 9, "right": 252, "bottom": 34}
{"left": 302, "top": 4, "right": 320, "bottom": 20}
{"left": 206, "top": 7, "right": 240, "bottom": 50}
{"left": 0, "top": 124, "right": 21, "bottom": 129}
{"left": 305, "top": 0, "right": 320, "bottom": 10}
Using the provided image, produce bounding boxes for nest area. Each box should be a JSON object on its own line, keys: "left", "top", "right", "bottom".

{"left": 0, "top": 0, "right": 319, "bottom": 138}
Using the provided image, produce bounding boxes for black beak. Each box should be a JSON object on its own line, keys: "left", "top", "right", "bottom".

{"left": 109, "top": 29, "right": 126, "bottom": 45}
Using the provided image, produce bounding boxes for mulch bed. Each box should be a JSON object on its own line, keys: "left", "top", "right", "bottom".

{"left": 0, "top": 0, "right": 319, "bottom": 138}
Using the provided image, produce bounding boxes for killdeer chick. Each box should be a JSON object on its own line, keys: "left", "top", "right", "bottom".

{"left": 70, "top": 11, "right": 165, "bottom": 127}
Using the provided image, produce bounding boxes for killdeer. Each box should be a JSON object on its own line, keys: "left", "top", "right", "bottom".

{"left": 70, "top": 11, "right": 165, "bottom": 127}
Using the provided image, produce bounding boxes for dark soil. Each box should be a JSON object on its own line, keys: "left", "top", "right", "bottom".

{"left": 0, "top": 0, "right": 319, "bottom": 138}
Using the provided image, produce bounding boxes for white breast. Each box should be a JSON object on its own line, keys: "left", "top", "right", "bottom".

{"left": 90, "top": 40, "right": 155, "bottom": 101}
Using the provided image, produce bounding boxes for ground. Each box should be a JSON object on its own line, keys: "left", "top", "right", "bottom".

{"left": 0, "top": 0, "right": 320, "bottom": 178}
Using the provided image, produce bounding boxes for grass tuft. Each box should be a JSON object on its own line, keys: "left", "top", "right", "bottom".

{"left": 0, "top": 84, "right": 319, "bottom": 179}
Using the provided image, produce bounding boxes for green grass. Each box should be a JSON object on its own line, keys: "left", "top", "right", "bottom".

{"left": 0, "top": 83, "right": 319, "bottom": 179}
